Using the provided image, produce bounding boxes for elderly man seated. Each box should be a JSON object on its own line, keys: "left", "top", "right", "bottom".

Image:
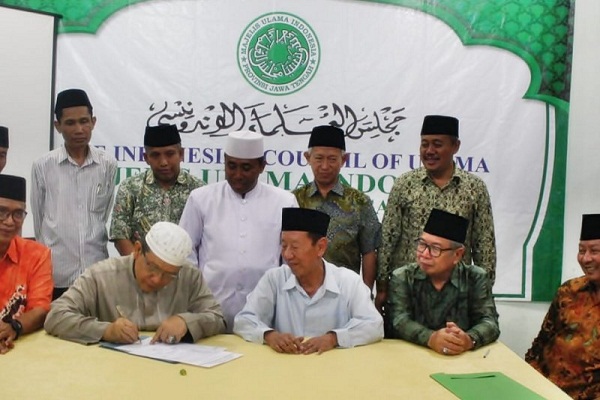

{"left": 387, "top": 208, "right": 499, "bottom": 355}
{"left": 526, "top": 214, "right": 600, "bottom": 400}
{"left": 234, "top": 207, "right": 383, "bottom": 354}
{"left": 45, "top": 222, "right": 225, "bottom": 344}
{"left": 0, "top": 175, "right": 53, "bottom": 354}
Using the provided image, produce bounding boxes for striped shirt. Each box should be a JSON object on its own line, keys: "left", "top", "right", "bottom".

{"left": 31, "top": 145, "right": 117, "bottom": 287}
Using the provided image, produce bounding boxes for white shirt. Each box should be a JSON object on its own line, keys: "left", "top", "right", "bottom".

{"left": 179, "top": 180, "right": 298, "bottom": 331}
{"left": 31, "top": 146, "right": 117, "bottom": 287}
{"left": 233, "top": 260, "right": 384, "bottom": 348}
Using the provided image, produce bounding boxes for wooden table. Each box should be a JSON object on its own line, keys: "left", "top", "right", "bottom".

{"left": 2, "top": 332, "right": 569, "bottom": 399}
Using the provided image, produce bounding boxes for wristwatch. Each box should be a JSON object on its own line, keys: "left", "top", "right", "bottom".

{"left": 10, "top": 319, "right": 23, "bottom": 340}
{"left": 468, "top": 334, "right": 477, "bottom": 350}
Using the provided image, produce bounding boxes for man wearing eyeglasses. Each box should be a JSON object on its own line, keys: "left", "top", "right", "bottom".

{"left": 0, "top": 175, "right": 53, "bottom": 354}
{"left": 376, "top": 115, "right": 496, "bottom": 316}
{"left": 45, "top": 221, "right": 225, "bottom": 345}
{"left": 387, "top": 208, "right": 499, "bottom": 355}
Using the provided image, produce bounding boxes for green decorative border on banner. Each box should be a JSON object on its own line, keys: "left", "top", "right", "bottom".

{"left": 1, "top": 0, "right": 572, "bottom": 300}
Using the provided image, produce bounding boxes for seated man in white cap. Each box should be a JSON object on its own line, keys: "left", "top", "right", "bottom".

{"left": 179, "top": 130, "right": 298, "bottom": 332}
{"left": 387, "top": 208, "right": 499, "bottom": 355}
{"left": 234, "top": 208, "right": 383, "bottom": 354}
{"left": 0, "top": 175, "right": 53, "bottom": 354}
{"left": 0, "top": 126, "right": 8, "bottom": 173}
{"left": 44, "top": 221, "right": 225, "bottom": 344}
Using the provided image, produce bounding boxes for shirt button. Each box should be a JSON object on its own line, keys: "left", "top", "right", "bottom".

{"left": 236, "top": 283, "right": 244, "bottom": 290}
{"left": 241, "top": 216, "right": 247, "bottom": 221}
{"left": 242, "top": 200, "right": 247, "bottom": 205}
{"left": 240, "top": 232, "right": 246, "bottom": 238}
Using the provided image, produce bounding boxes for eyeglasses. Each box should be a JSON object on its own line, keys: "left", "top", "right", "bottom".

{"left": 414, "top": 238, "right": 455, "bottom": 258}
{"left": 0, "top": 207, "right": 27, "bottom": 223}
{"left": 142, "top": 254, "right": 179, "bottom": 281}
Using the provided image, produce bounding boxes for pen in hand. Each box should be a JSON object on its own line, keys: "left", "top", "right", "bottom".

{"left": 116, "top": 305, "right": 141, "bottom": 344}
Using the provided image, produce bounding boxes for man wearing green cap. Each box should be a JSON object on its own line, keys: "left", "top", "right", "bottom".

{"left": 377, "top": 115, "right": 496, "bottom": 316}
{"left": 110, "top": 124, "right": 204, "bottom": 256}
{"left": 234, "top": 207, "right": 383, "bottom": 354}
{"left": 387, "top": 208, "right": 499, "bottom": 355}
{"left": 0, "top": 126, "right": 8, "bottom": 173}
{"left": 0, "top": 175, "right": 53, "bottom": 354}
{"left": 293, "top": 125, "right": 381, "bottom": 290}
{"left": 31, "top": 89, "right": 117, "bottom": 300}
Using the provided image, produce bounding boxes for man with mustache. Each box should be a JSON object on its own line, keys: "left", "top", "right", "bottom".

{"left": 179, "top": 131, "right": 298, "bottom": 332}
{"left": 110, "top": 124, "right": 204, "bottom": 256}
{"left": 376, "top": 115, "right": 496, "bottom": 331}
{"left": 0, "top": 175, "right": 53, "bottom": 353}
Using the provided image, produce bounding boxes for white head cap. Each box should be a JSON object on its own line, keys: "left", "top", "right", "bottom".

{"left": 224, "top": 130, "right": 264, "bottom": 159}
{"left": 145, "top": 222, "right": 192, "bottom": 267}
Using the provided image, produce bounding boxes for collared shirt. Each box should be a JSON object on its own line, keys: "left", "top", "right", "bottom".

{"left": 377, "top": 166, "right": 496, "bottom": 283}
{"left": 387, "top": 262, "right": 499, "bottom": 349}
{"left": 44, "top": 254, "right": 226, "bottom": 344}
{"left": 31, "top": 145, "right": 117, "bottom": 287}
{"left": 109, "top": 169, "right": 204, "bottom": 243}
{"left": 0, "top": 236, "right": 53, "bottom": 322}
{"left": 179, "top": 180, "right": 298, "bottom": 332}
{"left": 293, "top": 181, "right": 381, "bottom": 274}
{"left": 525, "top": 276, "right": 600, "bottom": 400}
{"left": 233, "top": 260, "right": 384, "bottom": 348}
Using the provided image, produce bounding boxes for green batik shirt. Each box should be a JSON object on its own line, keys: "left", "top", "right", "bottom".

{"left": 377, "top": 166, "right": 496, "bottom": 283}
{"left": 110, "top": 169, "right": 204, "bottom": 243}
{"left": 293, "top": 181, "right": 381, "bottom": 274}
{"left": 388, "top": 262, "right": 499, "bottom": 349}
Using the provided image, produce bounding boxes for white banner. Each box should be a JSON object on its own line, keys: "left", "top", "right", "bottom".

{"left": 54, "top": 0, "right": 553, "bottom": 298}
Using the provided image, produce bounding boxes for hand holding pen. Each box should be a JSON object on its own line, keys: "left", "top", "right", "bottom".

{"left": 101, "top": 305, "right": 141, "bottom": 344}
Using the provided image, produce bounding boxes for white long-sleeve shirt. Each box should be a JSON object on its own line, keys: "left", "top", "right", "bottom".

{"left": 234, "top": 260, "right": 384, "bottom": 348}
{"left": 179, "top": 180, "right": 298, "bottom": 331}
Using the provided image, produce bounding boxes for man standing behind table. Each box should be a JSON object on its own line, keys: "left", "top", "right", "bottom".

{"left": 293, "top": 125, "right": 381, "bottom": 290}
{"left": 179, "top": 130, "right": 298, "bottom": 331}
{"left": 110, "top": 124, "right": 204, "bottom": 255}
{"left": 31, "top": 89, "right": 117, "bottom": 300}
{"left": 376, "top": 115, "right": 496, "bottom": 314}
{"left": 0, "top": 126, "right": 8, "bottom": 173}
{"left": 387, "top": 209, "right": 499, "bottom": 355}
{"left": 45, "top": 222, "right": 225, "bottom": 345}
{"left": 0, "top": 175, "right": 53, "bottom": 354}
{"left": 234, "top": 208, "right": 383, "bottom": 354}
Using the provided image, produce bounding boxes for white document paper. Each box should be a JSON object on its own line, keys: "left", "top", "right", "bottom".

{"left": 113, "top": 337, "right": 242, "bottom": 368}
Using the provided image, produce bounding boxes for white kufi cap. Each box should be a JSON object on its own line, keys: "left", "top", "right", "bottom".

{"left": 225, "top": 130, "right": 264, "bottom": 159}
{"left": 145, "top": 222, "right": 192, "bottom": 266}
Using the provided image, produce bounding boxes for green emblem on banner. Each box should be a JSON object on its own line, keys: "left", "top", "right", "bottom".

{"left": 237, "top": 12, "right": 320, "bottom": 96}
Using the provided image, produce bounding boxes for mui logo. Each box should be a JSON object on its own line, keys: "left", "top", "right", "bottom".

{"left": 237, "top": 12, "right": 320, "bottom": 95}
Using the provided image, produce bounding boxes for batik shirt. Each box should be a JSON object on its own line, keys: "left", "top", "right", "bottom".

{"left": 525, "top": 277, "right": 600, "bottom": 400}
{"left": 110, "top": 169, "right": 204, "bottom": 243}
{"left": 387, "top": 262, "right": 499, "bottom": 349}
{"left": 0, "top": 236, "right": 53, "bottom": 323}
{"left": 293, "top": 181, "right": 381, "bottom": 274}
{"left": 377, "top": 166, "right": 496, "bottom": 283}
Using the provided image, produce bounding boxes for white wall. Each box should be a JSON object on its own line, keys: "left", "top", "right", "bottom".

{"left": 498, "top": 0, "right": 600, "bottom": 357}
{"left": 0, "top": 6, "right": 56, "bottom": 237}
